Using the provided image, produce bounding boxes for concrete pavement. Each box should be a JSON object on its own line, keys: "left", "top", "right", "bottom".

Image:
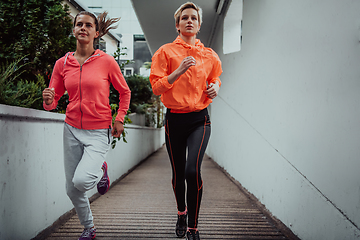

{"left": 43, "top": 145, "right": 299, "bottom": 240}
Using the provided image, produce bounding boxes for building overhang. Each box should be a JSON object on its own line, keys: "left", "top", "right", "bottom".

{"left": 130, "top": 0, "right": 227, "bottom": 54}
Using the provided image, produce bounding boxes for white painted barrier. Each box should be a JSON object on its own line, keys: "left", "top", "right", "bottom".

{"left": 0, "top": 104, "right": 165, "bottom": 240}
{"left": 206, "top": 0, "right": 360, "bottom": 239}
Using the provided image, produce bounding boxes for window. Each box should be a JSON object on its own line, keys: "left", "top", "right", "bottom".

{"left": 223, "top": 0, "right": 243, "bottom": 54}
{"left": 124, "top": 67, "right": 134, "bottom": 76}
{"left": 95, "top": 38, "right": 106, "bottom": 52}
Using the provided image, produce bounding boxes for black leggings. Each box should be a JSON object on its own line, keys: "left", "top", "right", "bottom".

{"left": 165, "top": 108, "right": 211, "bottom": 229}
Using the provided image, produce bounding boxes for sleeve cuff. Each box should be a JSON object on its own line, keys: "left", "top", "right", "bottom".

{"left": 115, "top": 113, "right": 125, "bottom": 124}
{"left": 162, "top": 76, "right": 173, "bottom": 89}
{"left": 43, "top": 101, "right": 56, "bottom": 111}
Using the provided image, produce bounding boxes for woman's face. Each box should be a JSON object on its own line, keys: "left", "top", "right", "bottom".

{"left": 176, "top": 8, "right": 200, "bottom": 36}
{"left": 73, "top": 14, "right": 99, "bottom": 44}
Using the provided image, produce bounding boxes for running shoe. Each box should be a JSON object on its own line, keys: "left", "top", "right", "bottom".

{"left": 97, "top": 161, "right": 110, "bottom": 195}
{"left": 78, "top": 227, "right": 96, "bottom": 240}
{"left": 175, "top": 210, "right": 187, "bottom": 237}
{"left": 186, "top": 228, "right": 200, "bottom": 240}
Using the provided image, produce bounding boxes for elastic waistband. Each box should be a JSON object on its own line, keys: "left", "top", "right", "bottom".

{"left": 166, "top": 108, "right": 209, "bottom": 123}
{"left": 166, "top": 108, "right": 209, "bottom": 127}
{"left": 167, "top": 108, "right": 208, "bottom": 115}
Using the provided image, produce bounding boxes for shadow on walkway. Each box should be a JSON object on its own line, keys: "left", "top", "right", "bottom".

{"left": 44, "top": 145, "right": 299, "bottom": 239}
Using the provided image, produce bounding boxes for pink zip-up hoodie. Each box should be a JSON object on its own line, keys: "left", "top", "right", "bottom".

{"left": 44, "top": 49, "right": 131, "bottom": 130}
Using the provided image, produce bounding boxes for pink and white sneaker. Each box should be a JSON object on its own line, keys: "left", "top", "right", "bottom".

{"left": 78, "top": 227, "right": 96, "bottom": 240}
{"left": 97, "top": 161, "right": 110, "bottom": 195}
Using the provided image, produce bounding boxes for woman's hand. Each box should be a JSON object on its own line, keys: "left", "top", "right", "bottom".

{"left": 111, "top": 121, "right": 124, "bottom": 138}
{"left": 168, "top": 56, "right": 196, "bottom": 84}
{"left": 205, "top": 82, "right": 220, "bottom": 99}
{"left": 178, "top": 56, "right": 196, "bottom": 75}
{"left": 43, "top": 88, "right": 55, "bottom": 105}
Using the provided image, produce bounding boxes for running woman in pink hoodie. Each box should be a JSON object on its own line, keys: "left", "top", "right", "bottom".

{"left": 42, "top": 11, "right": 131, "bottom": 240}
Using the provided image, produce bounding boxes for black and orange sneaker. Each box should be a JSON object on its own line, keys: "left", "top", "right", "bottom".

{"left": 175, "top": 209, "right": 187, "bottom": 237}
{"left": 186, "top": 228, "right": 200, "bottom": 240}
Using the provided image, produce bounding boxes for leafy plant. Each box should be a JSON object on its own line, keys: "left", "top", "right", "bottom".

{"left": 110, "top": 104, "right": 132, "bottom": 149}
{"left": 0, "top": 56, "right": 46, "bottom": 109}
{"left": 0, "top": 56, "right": 27, "bottom": 100}
{"left": 153, "top": 95, "right": 164, "bottom": 128}
{"left": 125, "top": 74, "right": 153, "bottom": 113}
{"left": 143, "top": 61, "right": 152, "bottom": 70}
{"left": 113, "top": 47, "right": 134, "bottom": 69}
{"left": 0, "top": 0, "right": 76, "bottom": 85}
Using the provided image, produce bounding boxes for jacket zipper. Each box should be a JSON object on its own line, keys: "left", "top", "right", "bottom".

{"left": 78, "top": 53, "right": 100, "bottom": 129}
{"left": 79, "top": 65, "right": 83, "bottom": 129}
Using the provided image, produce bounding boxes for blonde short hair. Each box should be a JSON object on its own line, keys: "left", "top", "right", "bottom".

{"left": 174, "top": 2, "right": 203, "bottom": 26}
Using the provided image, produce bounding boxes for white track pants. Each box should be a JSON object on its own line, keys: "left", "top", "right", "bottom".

{"left": 63, "top": 123, "right": 111, "bottom": 228}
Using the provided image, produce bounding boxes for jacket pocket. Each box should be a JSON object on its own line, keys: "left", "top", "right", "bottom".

{"left": 81, "top": 100, "right": 110, "bottom": 119}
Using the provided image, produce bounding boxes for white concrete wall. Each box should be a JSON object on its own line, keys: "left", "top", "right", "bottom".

{"left": 128, "top": 112, "right": 146, "bottom": 126}
{"left": 0, "top": 104, "right": 164, "bottom": 240}
{"left": 207, "top": 0, "right": 360, "bottom": 239}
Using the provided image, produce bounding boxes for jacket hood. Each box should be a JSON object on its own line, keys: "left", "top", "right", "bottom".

{"left": 173, "top": 36, "right": 204, "bottom": 49}
{"left": 63, "top": 49, "right": 105, "bottom": 66}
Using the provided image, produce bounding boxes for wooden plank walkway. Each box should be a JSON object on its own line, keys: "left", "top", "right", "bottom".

{"left": 43, "top": 146, "right": 299, "bottom": 240}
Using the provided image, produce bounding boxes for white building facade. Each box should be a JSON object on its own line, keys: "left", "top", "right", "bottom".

{"left": 79, "top": 0, "right": 151, "bottom": 76}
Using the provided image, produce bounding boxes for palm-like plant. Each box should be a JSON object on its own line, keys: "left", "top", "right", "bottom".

{"left": 0, "top": 56, "right": 45, "bottom": 109}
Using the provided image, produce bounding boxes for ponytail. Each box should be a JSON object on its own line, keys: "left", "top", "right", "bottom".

{"left": 97, "top": 11, "right": 120, "bottom": 38}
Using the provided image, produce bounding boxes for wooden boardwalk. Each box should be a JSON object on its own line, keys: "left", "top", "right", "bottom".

{"left": 42, "top": 146, "right": 299, "bottom": 240}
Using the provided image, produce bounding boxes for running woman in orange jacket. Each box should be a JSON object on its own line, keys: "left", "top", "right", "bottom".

{"left": 149, "top": 2, "right": 222, "bottom": 239}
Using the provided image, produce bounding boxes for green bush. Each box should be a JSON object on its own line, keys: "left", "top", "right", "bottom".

{"left": 0, "top": 56, "right": 46, "bottom": 109}
{"left": 125, "top": 74, "right": 153, "bottom": 113}
{"left": 0, "top": 0, "right": 76, "bottom": 84}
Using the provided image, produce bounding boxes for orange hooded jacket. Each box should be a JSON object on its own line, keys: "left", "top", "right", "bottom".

{"left": 43, "top": 49, "right": 131, "bottom": 130}
{"left": 150, "top": 36, "right": 222, "bottom": 113}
